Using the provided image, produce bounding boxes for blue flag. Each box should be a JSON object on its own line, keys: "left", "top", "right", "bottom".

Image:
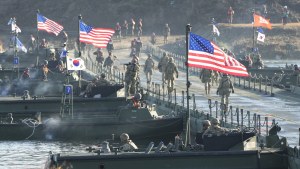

{"left": 60, "top": 47, "right": 68, "bottom": 58}
{"left": 7, "top": 18, "right": 14, "bottom": 25}
{"left": 257, "top": 27, "right": 264, "bottom": 34}
{"left": 13, "top": 37, "right": 27, "bottom": 53}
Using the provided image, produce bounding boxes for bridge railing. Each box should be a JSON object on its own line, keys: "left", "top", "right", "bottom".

{"left": 145, "top": 44, "right": 296, "bottom": 96}
{"left": 83, "top": 42, "right": 299, "bottom": 150}
{"left": 142, "top": 81, "right": 274, "bottom": 137}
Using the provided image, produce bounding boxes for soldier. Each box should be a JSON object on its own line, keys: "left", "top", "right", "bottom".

{"left": 200, "top": 68, "right": 213, "bottom": 95}
{"left": 163, "top": 23, "right": 171, "bottom": 44}
{"left": 84, "top": 78, "right": 97, "bottom": 97}
{"left": 151, "top": 32, "right": 156, "bottom": 45}
{"left": 130, "top": 18, "right": 135, "bottom": 36}
{"left": 293, "top": 64, "right": 300, "bottom": 76}
{"left": 227, "top": 6, "right": 234, "bottom": 24}
{"left": 211, "top": 70, "right": 219, "bottom": 87}
{"left": 6, "top": 113, "right": 13, "bottom": 124}
{"left": 42, "top": 60, "right": 49, "bottom": 81}
{"left": 106, "top": 39, "right": 114, "bottom": 54}
{"left": 135, "top": 37, "right": 142, "bottom": 57}
{"left": 137, "top": 18, "right": 143, "bottom": 36}
{"left": 202, "top": 118, "right": 228, "bottom": 138}
{"left": 195, "top": 120, "right": 211, "bottom": 145}
{"left": 125, "top": 58, "right": 140, "bottom": 96}
{"left": 40, "top": 38, "right": 48, "bottom": 49}
{"left": 122, "top": 20, "right": 129, "bottom": 37}
{"left": 158, "top": 52, "right": 169, "bottom": 84}
{"left": 28, "top": 34, "right": 36, "bottom": 53}
{"left": 144, "top": 54, "right": 155, "bottom": 84}
{"left": 96, "top": 73, "right": 111, "bottom": 86}
{"left": 103, "top": 52, "right": 114, "bottom": 80}
{"left": 21, "top": 68, "right": 30, "bottom": 80}
{"left": 94, "top": 48, "right": 104, "bottom": 66}
{"left": 245, "top": 55, "right": 253, "bottom": 68}
{"left": 282, "top": 6, "right": 289, "bottom": 26}
{"left": 115, "top": 22, "right": 122, "bottom": 40}
{"left": 56, "top": 59, "right": 65, "bottom": 73}
{"left": 119, "top": 133, "right": 138, "bottom": 152}
{"left": 165, "top": 57, "right": 178, "bottom": 93}
{"left": 254, "top": 57, "right": 264, "bottom": 69}
{"left": 217, "top": 74, "right": 234, "bottom": 110}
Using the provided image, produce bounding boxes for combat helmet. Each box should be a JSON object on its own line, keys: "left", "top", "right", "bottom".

{"left": 120, "top": 133, "right": 130, "bottom": 142}
{"left": 203, "top": 120, "right": 211, "bottom": 126}
{"left": 211, "top": 118, "right": 220, "bottom": 125}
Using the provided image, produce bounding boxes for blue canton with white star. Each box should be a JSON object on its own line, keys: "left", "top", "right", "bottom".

{"left": 189, "top": 33, "right": 214, "bottom": 54}
{"left": 80, "top": 21, "right": 93, "bottom": 33}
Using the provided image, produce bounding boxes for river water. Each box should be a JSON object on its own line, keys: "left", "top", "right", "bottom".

{"left": 0, "top": 141, "right": 90, "bottom": 169}
{"left": 264, "top": 60, "right": 299, "bottom": 68}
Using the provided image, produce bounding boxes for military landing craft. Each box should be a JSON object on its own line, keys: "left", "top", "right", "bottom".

{"left": 44, "top": 94, "right": 300, "bottom": 169}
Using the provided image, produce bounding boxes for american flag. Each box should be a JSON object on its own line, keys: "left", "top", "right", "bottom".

{"left": 79, "top": 21, "right": 115, "bottom": 48}
{"left": 188, "top": 33, "right": 248, "bottom": 77}
{"left": 37, "top": 14, "right": 64, "bottom": 36}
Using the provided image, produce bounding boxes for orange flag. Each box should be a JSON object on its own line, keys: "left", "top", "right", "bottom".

{"left": 253, "top": 14, "right": 272, "bottom": 30}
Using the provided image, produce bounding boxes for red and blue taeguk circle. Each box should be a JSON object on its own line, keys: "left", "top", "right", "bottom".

{"left": 72, "top": 59, "right": 80, "bottom": 66}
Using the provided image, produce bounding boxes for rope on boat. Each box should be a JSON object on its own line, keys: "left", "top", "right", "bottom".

{"left": 21, "top": 118, "right": 40, "bottom": 140}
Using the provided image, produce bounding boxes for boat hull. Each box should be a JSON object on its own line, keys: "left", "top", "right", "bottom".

{"left": 0, "top": 97, "right": 128, "bottom": 119}
{"left": 45, "top": 150, "right": 288, "bottom": 169}
{"left": 0, "top": 117, "right": 183, "bottom": 144}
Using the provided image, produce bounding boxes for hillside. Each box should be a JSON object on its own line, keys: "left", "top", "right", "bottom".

{"left": 0, "top": 0, "right": 299, "bottom": 59}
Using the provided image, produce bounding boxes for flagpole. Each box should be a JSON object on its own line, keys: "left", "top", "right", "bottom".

{"left": 36, "top": 9, "right": 40, "bottom": 67}
{"left": 78, "top": 14, "right": 82, "bottom": 94}
{"left": 185, "top": 24, "right": 192, "bottom": 146}
{"left": 78, "top": 14, "right": 82, "bottom": 57}
{"left": 13, "top": 19, "right": 19, "bottom": 79}
{"left": 252, "top": 10, "right": 256, "bottom": 54}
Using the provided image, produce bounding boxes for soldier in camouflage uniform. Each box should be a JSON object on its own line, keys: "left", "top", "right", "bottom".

{"left": 158, "top": 52, "right": 169, "bottom": 84}
{"left": 200, "top": 68, "right": 213, "bottom": 95}
{"left": 96, "top": 73, "right": 111, "bottom": 86}
{"left": 165, "top": 57, "right": 178, "bottom": 93}
{"left": 84, "top": 78, "right": 97, "bottom": 97}
{"left": 119, "top": 133, "right": 138, "bottom": 152}
{"left": 103, "top": 52, "right": 114, "bottom": 80}
{"left": 211, "top": 70, "right": 219, "bottom": 87}
{"left": 217, "top": 74, "right": 234, "bottom": 110}
{"left": 94, "top": 48, "right": 104, "bottom": 68}
{"left": 195, "top": 120, "right": 211, "bottom": 145}
{"left": 202, "top": 118, "right": 228, "bottom": 138}
{"left": 135, "top": 37, "right": 143, "bottom": 57}
{"left": 144, "top": 54, "right": 155, "bottom": 84}
{"left": 125, "top": 58, "right": 140, "bottom": 96}
{"left": 163, "top": 23, "right": 171, "bottom": 44}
